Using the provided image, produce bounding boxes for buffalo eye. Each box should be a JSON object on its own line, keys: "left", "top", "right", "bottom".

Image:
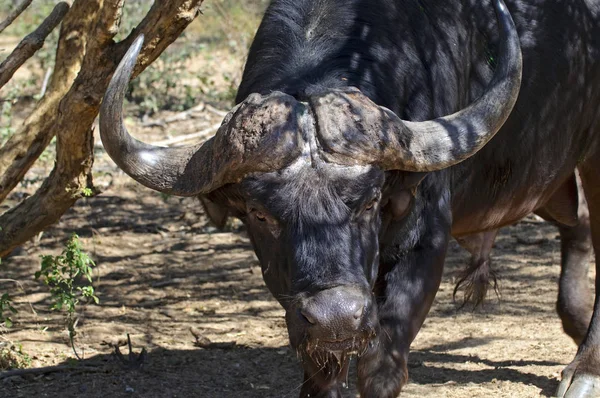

{"left": 248, "top": 207, "right": 280, "bottom": 237}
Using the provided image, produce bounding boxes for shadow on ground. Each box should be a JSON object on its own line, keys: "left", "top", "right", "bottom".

{"left": 1, "top": 338, "right": 561, "bottom": 398}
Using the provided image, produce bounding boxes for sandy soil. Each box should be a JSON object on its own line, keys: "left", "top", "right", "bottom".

{"left": 0, "top": 109, "right": 593, "bottom": 397}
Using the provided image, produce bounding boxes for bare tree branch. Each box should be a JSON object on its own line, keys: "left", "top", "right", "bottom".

{"left": 0, "top": 0, "right": 99, "bottom": 203}
{"left": 0, "top": 0, "right": 205, "bottom": 257}
{"left": 0, "top": 0, "right": 33, "bottom": 34}
{"left": 0, "top": 2, "right": 69, "bottom": 89}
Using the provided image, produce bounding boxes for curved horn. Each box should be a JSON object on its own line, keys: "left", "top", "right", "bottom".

{"left": 100, "top": 35, "right": 305, "bottom": 196}
{"left": 312, "top": 0, "right": 522, "bottom": 172}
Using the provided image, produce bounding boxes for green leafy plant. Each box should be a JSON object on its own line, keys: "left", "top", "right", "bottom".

{"left": 0, "top": 343, "right": 32, "bottom": 370}
{"left": 0, "top": 293, "right": 17, "bottom": 328}
{"left": 36, "top": 233, "right": 99, "bottom": 360}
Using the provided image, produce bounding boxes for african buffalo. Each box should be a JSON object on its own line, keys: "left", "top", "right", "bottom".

{"left": 99, "top": 0, "right": 600, "bottom": 396}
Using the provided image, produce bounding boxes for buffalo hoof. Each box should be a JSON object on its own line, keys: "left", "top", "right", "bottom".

{"left": 557, "top": 363, "right": 600, "bottom": 398}
{"left": 357, "top": 339, "right": 408, "bottom": 398}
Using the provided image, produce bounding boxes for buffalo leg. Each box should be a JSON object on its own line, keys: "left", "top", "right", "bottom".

{"left": 557, "top": 161, "right": 600, "bottom": 397}
{"left": 555, "top": 206, "right": 593, "bottom": 345}
{"left": 358, "top": 182, "right": 451, "bottom": 397}
{"left": 357, "top": 241, "right": 447, "bottom": 397}
{"left": 536, "top": 172, "right": 593, "bottom": 344}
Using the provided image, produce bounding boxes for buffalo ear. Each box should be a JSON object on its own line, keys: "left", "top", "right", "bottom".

{"left": 199, "top": 196, "right": 229, "bottom": 230}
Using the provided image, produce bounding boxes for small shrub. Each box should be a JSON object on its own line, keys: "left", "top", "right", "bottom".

{"left": 0, "top": 292, "right": 17, "bottom": 328}
{"left": 0, "top": 344, "right": 32, "bottom": 370}
{"left": 36, "top": 233, "right": 99, "bottom": 359}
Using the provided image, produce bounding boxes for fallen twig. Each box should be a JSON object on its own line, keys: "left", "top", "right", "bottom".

{"left": 205, "top": 103, "right": 228, "bottom": 117}
{"left": 152, "top": 122, "right": 221, "bottom": 146}
{"left": 141, "top": 103, "right": 207, "bottom": 127}
{"left": 0, "top": 0, "right": 33, "bottom": 34}
{"left": 139, "top": 102, "right": 229, "bottom": 128}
